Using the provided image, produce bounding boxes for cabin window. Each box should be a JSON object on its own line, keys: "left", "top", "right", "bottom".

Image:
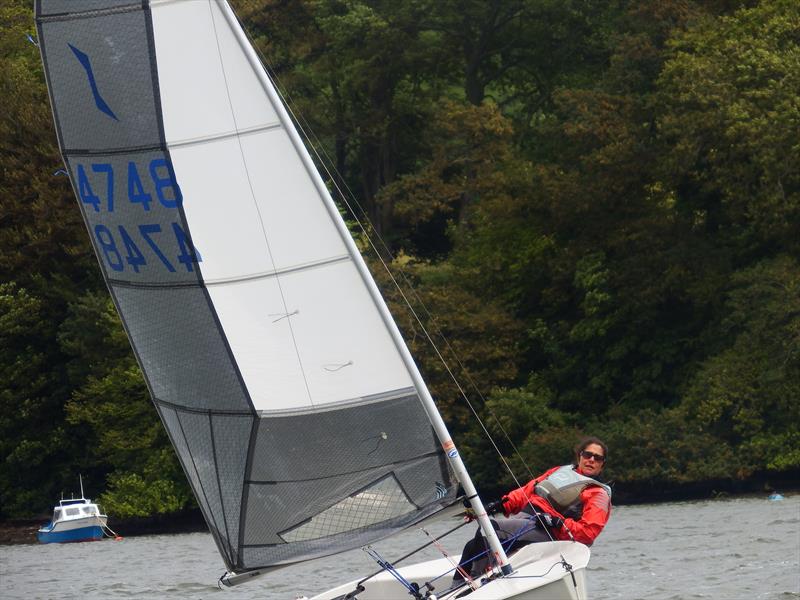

{"left": 83, "top": 506, "right": 96, "bottom": 515}
{"left": 66, "top": 507, "right": 80, "bottom": 516}
{"left": 53, "top": 509, "right": 62, "bottom": 521}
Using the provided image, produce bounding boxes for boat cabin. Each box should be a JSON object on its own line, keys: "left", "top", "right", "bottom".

{"left": 50, "top": 499, "right": 103, "bottom": 524}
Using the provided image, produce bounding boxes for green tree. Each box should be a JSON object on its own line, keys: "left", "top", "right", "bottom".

{"left": 4, "top": 0, "right": 799, "bottom": 515}
{"left": 378, "top": 100, "right": 533, "bottom": 256}
{"left": 0, "top": 2, "right": 95, "bottom": 291}
{"left": 0, "top": 284, "right": 75, "bottom": 515}
{"left": 657, "top": 0, "right": 800, "bottom": 256}
{"left": 374, "top": 255, "right": 524, "bottom": 428}
{"left": 593, "top": 407, "right": 734, "bottom": 486}
{"left": 0, "top": 2, "right": 101, "bottom": 515}
{"left": 60, "top": 293, "right": 192, "bottom": 516}
{"left": 681, "top": 256, "right": 800, "bottom": 475}
{"left": 464, "top": 375, "right": 569, "bottom": 489}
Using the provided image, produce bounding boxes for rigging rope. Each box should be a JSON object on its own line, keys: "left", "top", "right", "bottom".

{"left": 253, "top": 42, "right": 564, "bottom": 539}
{"left": 354, "top": 520, "right": 470, "bottom": 590}
{"left": 420, "top": 527, "right": 476, "bottom": 590}
{"left": 234, "top": 8, "right": 539, "bottom": 494}
{"left": 97, "top": 517, "right": 122, "bottom": 541}
{"left": 363, "top": 547, "right": 423, "bottom": 598}
{"left": 502, "top": 559, "right": 573, "bottom": 580}
{"left": 411, "top": 518, "right": 560, "bottom": 596}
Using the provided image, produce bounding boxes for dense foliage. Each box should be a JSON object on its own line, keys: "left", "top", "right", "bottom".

{"left": 1, "top": 0, "right": 797, "bottom": 518}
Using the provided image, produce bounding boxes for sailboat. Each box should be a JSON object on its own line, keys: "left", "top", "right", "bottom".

{"left": 34, "top": 1, "right": 590, "bottom": 597}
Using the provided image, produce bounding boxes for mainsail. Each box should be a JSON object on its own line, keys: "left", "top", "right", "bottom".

{"left": 35, "top": 0, "right": 457, "bottom": 574}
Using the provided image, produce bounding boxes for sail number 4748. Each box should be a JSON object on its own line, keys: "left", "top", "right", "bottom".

{"left": 76, "top": 159, "right": 202, "bottom": 273}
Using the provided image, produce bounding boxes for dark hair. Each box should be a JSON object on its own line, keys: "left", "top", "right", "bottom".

{"left": 574, "top": 437, "right": 608, "bottom": 462}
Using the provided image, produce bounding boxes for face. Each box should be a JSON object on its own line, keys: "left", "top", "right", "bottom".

{"left": 577, "top": 443, "right": 606, "bottom": 477}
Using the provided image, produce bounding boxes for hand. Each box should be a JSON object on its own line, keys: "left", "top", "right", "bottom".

{"left": 484, "top": 499, "right": 505, "bottom": 515}
{"left": 461, "top": 498, "right": 505, "bottom": 521}
{"left": 540, "top": 513, "right": 564, "bottom": 529}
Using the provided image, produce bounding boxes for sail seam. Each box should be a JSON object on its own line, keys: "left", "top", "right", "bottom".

{"left": 205, "top": 0, "right": 315, "bottom": 412}
{"left": 104, "top": 255, "right": 351, "bottom": 289}
{"left": 254, "top": 386, "right": 417, "bottom": 417}
{"left": 208, "top": 413, "right": 234, "bottom": 567}
{"left": 63, "top": 143, "right": 167, "bottom": 157}
{"left": 204, "top": 2, "right": 313, "bottom": 565}
{"left": 245, "top": 451, "right": 442, "bottom": 484}
{"left": 149, "top": 0, "right": 201, "bottom": 6}
{"left": 166, "top": 122, "right": 283, "bottom": 149}
{"left": 37, "top": 3, "right": 142, "bottom": 22}
{"left": 174, "top": 410, "right": 227, "bottom": 564}
{"left": 202, "top": 255, "right": 351, "bottom": 285}
{"left": 154, "top": 386, "right": 417, "bottom": 417}
{"left": 153, "top": 397, "right": 253, "bottom": 416}
{"left": 107, "top": 279, "right": 207, "bottom": 290}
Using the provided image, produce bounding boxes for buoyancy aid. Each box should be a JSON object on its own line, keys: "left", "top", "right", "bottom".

{"left": 533, "top": 464, "right": 612, "bottom": 519}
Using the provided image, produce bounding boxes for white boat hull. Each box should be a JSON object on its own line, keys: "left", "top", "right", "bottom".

{"left": 37, "top": 494, "right": 108, "bottom": 544}
{"left": 37, "top": 515, "right": 108, "bottom": 543}
{"left": 309, "top": 541, "right": 590, "bottom": 600}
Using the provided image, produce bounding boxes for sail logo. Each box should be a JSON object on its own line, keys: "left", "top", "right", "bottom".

{"left": 68, "top": 43, "right": 119, "bottom": 121}
{"left": 442, "top": 439, "right": 458, "bottom": 458}
{"left": 434, "top": 482, "right": 447, "bottom": 500}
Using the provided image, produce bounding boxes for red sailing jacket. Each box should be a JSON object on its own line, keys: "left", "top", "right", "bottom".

{"left": 501, "top": 465, "right": 612, "bottom": 546}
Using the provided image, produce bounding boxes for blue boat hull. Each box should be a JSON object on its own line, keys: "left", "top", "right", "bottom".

{"left": 37, "top": 525, "right": 103, "bottom": 544}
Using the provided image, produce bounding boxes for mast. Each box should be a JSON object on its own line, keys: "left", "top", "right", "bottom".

{"left": 217, "top": 0, "right": 513, "bottom": 576}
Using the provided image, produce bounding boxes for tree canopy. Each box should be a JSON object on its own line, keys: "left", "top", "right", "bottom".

{"left": 1, "top": 0, "right": 797, "bottom": 517}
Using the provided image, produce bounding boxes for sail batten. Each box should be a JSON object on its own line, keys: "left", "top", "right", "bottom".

{"left": 165, "top": 121, "right": 284, "bottom": 149}
{"left": 108, "top": 255, "right": 353, "bottom": 289}
{"left": 245, "top": 450, "right": 445, "bottom": 485}
{"left": 36, "top": 0, "right": 456, "bottom": 576}
{"left": 37, "top": 2, "right": 142, "bottom": 21}
{"left": 63, "top": 145, "right": 168, "bottom": 156}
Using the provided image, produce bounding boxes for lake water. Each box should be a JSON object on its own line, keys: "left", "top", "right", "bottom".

{"left": 2, "top": 494, "right": 798, "bottom": 599}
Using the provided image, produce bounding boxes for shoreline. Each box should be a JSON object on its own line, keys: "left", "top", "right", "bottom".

{"left": 0, "top": 508, "right": 208, "bottom": 546}
{"left": 3, "top": 480, "right": 797, "bottom": 546}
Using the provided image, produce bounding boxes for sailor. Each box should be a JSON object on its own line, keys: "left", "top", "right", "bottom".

{"left": 454, "top": 437, "right": 612, "bottom": 583}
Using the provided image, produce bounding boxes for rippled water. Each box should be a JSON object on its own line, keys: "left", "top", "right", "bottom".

{"left": 2, "top": 494, "right": 798, "bottom": 599}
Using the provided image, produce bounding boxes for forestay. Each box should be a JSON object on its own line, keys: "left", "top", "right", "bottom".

{"left": 35, "top": 0, "right": 456, "bottom": 575}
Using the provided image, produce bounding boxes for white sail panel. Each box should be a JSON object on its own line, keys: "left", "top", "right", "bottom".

{"left": 206, "top": 261, "right": 414, "bottom": 412}
{"left": 167, "top": 138, "right": 277, "bottom": 281}
{"left": 171, "top": 129, "right": 348, "bottom": 282}
{"left": 203, "top": 277, "right": 311, "bottom": 411}
{"left": 150, "top": 0, "right": 281, "bottom": 144}
{"left": 237, "top": 130, "right": 352, "bottom": 273}
{"left": 274, "top": 260, "right": 415, "bottom": 408}
{"left": 166, "top": 130, "right": 350, "bottom": 282}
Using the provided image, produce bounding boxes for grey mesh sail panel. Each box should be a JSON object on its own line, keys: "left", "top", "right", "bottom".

{"left": 36, "top": 0, "right": 456, "bottom": 578}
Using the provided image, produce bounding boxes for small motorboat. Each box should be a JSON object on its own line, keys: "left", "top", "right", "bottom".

{"left": 37, "top": 477, "right": 108, "bottom": 544}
